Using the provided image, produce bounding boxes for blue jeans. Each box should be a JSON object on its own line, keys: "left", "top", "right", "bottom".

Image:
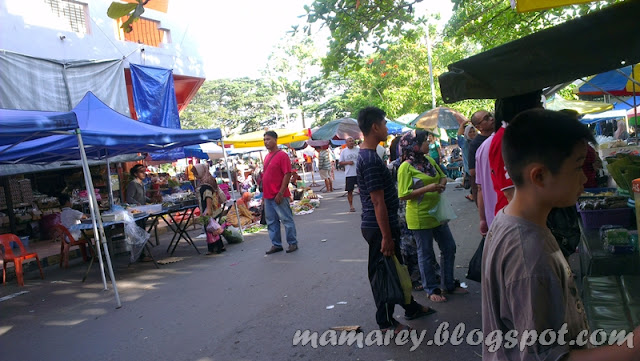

{"left": 264, "top": 198, "right": 298, "bottom": 248}
{"left": 412, "top": 224, "right": 457, "bottom": 295}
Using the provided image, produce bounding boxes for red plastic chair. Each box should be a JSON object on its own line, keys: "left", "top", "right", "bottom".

{"left": 0, "top": 234, "right": 44, "bottom": 286}
{"left": 51, "top": 225, "right": 93, "bottom": 269}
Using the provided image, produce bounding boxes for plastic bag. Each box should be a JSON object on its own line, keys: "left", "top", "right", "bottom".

{"left": 392, "top": 255, "right": 412, "bottom": 305}
{"left": 466, "top": 236, "right": 485, "bottom": 283}
{"left": 122, "top": 211, "right": 150, "bottom": 262}
{"left": 370, "top": 256, "right": 405, "bottom": 307}
{"left": 222, "top": 225, "right": 244, "bottom": 244}
{"left": 429, "top": 193, "right": 457, "bottom": 223}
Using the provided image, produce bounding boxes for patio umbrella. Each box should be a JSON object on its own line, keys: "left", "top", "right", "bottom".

{"left": 395, "top": 113, "right": 419, "bottom": 125}
{"left": 312, "top": 118, "right": 363, "bottom": 140}
{"left": 409, "top": 107, "right": 467, "bottom": 130}
{"left": 386, "top": 118, "right": 411, "bottom": 135}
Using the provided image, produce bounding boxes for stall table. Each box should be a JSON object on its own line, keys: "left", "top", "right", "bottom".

{"left": 578, "top": 220, "right": 640, "bottom": 277}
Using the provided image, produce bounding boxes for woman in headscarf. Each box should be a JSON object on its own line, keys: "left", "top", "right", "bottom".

{"left": 397, "top": 130, "right": 467, "bottom": 303}
{"left": 615, "top": 119, "right": 629, "bottom": 140}
{"left": 227, "top": 192, "right": 257, "bottom": 227}
{"left": 193, "top": 163, "right": 227, "bottom": 254}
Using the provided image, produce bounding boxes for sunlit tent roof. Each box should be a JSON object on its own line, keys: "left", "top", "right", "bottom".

{"left": 0, "top": 92, "right": 222, "bottom": 164}
{"left": 0, "top": 109, "right": 78, "bottom": 146}
{"left": 545, "top": 95, "right": 613, "bottom": 115}
{"left": 438, "top": 0, "right": 640, "bottom": 103}
{"left": 224, "top": 128, "right": 310, "bottom": 148}
{"left": 580, "top": 109, "right": 627, "bottom": 125}
{"left": 578, "top": 65, "right": 640, "bottom": 96}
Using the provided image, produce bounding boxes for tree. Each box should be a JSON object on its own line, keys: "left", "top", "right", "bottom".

{"left": 180, "top": 78, "right": 282, "bottom": 134}
{"left": 304, "top": 0, "right": 620, "bottom": 74}
{"left": 263, "top": 35, "right": 322, "bottom": 128}
{"left": 303, "top": 0, "right": 423, "bottom": 74}
{"left": 445, "top": 0, "right": 620, "bottom": 51}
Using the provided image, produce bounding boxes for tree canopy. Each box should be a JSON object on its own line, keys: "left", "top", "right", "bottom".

{"left": 180, "top": 78, "right": 281, "bottom": 134}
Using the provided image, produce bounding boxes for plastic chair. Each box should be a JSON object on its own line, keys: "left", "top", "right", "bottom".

{"left": 52, "top": 224, "right": 93, "bottom": 269}
{"left": 0, "top": 234, "right": 44, "bottom": 286}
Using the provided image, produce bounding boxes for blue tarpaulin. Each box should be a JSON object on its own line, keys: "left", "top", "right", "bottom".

{"left": 130, "top": 64, "right": 184, "bottom": 161}
{"left": 0, "top": 92, "right": 222, "bottom": 164}
{"left": 579, "top": 66, "right": 632, "bottom": 96}
{"left": 0, "top": 109, "right": 78, "bottom": 146}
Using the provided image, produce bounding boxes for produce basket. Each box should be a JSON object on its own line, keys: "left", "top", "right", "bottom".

{"left": 577, "top": 206, "right": 634, "bottom": 229}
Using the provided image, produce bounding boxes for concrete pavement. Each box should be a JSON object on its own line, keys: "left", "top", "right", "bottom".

{"left": 0, "top": 173, "right": 484, "bottom": 361}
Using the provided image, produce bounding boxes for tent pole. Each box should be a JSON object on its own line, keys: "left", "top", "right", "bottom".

{"left": 106, "top": 154, "right": 114, "bottom": 208}
{"left": 76, "top": 130, "right": 122, "bottom": 308}
{"left": 632, "top": 66, "right": 638, "bottom": 136}
{"left": 75, "top": 133, "right": 107, "bottom": 291}
{"left": 221, "top": 139, "right": 243, "bottom": 233}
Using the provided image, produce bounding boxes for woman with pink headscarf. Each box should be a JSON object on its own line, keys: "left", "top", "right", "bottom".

{"left": 193, "top": 163, "right": 227, "bottom": 254}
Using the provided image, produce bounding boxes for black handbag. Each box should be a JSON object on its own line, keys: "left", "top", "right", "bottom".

{"left": 371, "top": 256, "right": 405, "bottom": 306}
{"left": 466, "top": 236, "right": 485, "bottom": 283}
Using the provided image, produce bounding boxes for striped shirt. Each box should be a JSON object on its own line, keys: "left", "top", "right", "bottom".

{"left": 357, "top": 148, "right": 399, "bottom": 229}
{"left": 318, "top": 149, "right": 331, "bottom": 170}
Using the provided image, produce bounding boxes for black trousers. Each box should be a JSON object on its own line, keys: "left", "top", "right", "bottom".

{"left": 361, "top": 227, "right": 422, "bottom": 329}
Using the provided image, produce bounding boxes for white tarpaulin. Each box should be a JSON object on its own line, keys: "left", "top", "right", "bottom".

{"left": 0, "top": 50, "right": 129, "bottom": 115}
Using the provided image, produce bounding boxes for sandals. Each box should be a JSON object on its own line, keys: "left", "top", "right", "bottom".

{"left": 413, "top": 284, "right": 424, "bottom": 291}
{"left": 465, "top": 194, "right": 474, "bottom": 202}
{"left": 349, "top": 207, "right": 356, "bottom": 212}
{"left": 428, "top": 288, "right": 447, "bottom": 303}
{"left": 405, "top": 306, "right": 436, "bottom": 320}
{"left": 380, "top": 323, "right": 413, "bottom": 336}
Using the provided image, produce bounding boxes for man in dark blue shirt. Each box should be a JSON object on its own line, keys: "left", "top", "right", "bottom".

{"left": 356, "top": 107, "right": 436, "bottom": 334}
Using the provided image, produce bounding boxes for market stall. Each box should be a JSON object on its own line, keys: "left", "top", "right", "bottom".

{"left": 437, "top": 0, "right": 640, "bottom": 334}
{"left": 0, "top": 92, "right": 224, "bottom": 307}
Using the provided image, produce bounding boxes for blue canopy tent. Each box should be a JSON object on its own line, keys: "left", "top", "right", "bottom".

{"left": 578, "top": 66, "right": 634, "bottom": 96}
{"left": 0, "top": 106, "right": 122, "bottom": 307}
{"left": 0, "top": 109, "right": 78, "bottom": 146}
{"left": 0, "top": 92, "right": 222, "bottom": 164}
{"left": 0, "top": 93, "right": 224, "bottom": 308}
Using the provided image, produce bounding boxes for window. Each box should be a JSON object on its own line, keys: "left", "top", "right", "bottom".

{"left": 43, "top": 0, "right": 88, "bottom": 34}
{"left": 117, "top": 17, "right": 170, "bottom": 47}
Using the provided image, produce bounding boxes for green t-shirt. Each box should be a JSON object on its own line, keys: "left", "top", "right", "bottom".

{"left": 397, "top": 157, "right": 445, "bottom": 230}
{"left": 429, "top": 143, "right": 440, "bottom": 160}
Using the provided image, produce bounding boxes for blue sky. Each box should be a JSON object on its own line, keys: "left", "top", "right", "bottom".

{"left": 191, "top": 0, "right": 454, "bottom": 80}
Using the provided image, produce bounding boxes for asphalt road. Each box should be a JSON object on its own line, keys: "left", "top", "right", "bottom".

{"left": 0, "top": 174, "right": 484, "bottom": 361}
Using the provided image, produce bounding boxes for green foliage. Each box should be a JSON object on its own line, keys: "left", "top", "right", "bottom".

{"left": 180, "top": 78, "right": 282, "bottom": 135}
{"left": 446, "top": 0, "right": 620, "bottom": 51}
{"left": 107, "top": 0, "right": 145, "bottom": 33}
{"left": 304, "top": 0, "right": 620, "bottom": 74}
{"left": 263, "top": 35, "right": 322, "bottom": 128}
{"left": 303, "top": 0, "right": 422, "bottom": 74}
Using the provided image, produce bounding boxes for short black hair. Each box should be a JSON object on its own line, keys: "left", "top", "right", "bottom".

{"left": 357, "top": 107, "right": 386, "bottom": 135}
{"left": 130, "top": 164, "right": 145, "bottom": 177}
{"left": 58, "top": 193, "right": 70, "bottom": 206}
{"left": 494, "top": 90, "right": 543, "bottom": 132}
{"left": 415, "top": 129, "right": 429, "bottom": 146}
{"left": 264, "top": 130, "right": 278, "bottom": 139}
{"left": 503, "top": 109, "right": 596, "bottom": 187}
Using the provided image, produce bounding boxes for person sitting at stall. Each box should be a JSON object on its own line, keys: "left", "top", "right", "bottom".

{"left": 193, "top": 163, "right": 227, "bottom": 254}
{"left": 227, "top": 192, "right": 258, "bottom": 228}
{"left": 126, "top": 164, "right": 151, "bottom": 205}
{"left": 59, "top": 194, "right": 87, "bottom": 242}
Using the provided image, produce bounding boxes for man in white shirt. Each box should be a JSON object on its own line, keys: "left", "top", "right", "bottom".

{"left": 339, "top": 137, "right": 360, "bottom": 212}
